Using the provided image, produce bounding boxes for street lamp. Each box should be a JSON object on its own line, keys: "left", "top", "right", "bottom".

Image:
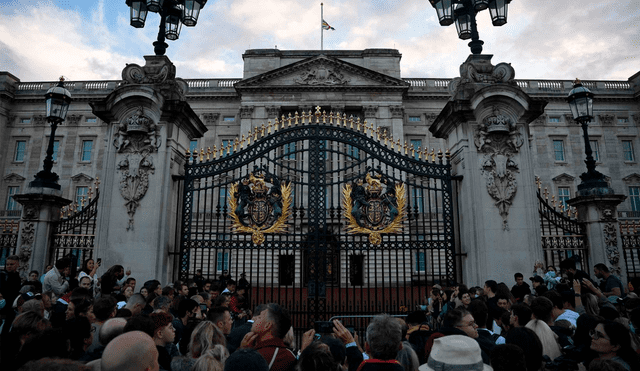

{"left": 126, "top": 0, "right": 208, "bottom": 56}
{"left": 567, "top": 79, "right": 609, "bottom": 193}
{"left": 429, "top": 0, "right": 511, "bottom": 54}
{"left": 30, "top": 77, "right": 72, "bottom": 190}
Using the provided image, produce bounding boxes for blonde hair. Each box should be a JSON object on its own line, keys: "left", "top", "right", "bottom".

{"left": 188, "top": 321, "right": 226, "bottom": 358}
{"left": 193, "top": 345, "right": 229, "bottom": 371}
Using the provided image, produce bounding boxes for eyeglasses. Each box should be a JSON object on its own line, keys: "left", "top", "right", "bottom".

{"left": 90, "top": 326, "right": 97, "bottom": 333}
{"left": 589, "top": 329, "right": 609, "bottom": 340}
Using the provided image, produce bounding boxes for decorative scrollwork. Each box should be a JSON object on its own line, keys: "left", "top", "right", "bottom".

{"left": 341, "top": 172, "right": 406, "bottom": 245}
{"left": 228, "top": 169, "right": 292, "bottom": 245}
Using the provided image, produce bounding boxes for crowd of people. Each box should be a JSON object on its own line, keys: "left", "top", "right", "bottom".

{"left": 1, "top": 254, "right": 640, "bottom": 371}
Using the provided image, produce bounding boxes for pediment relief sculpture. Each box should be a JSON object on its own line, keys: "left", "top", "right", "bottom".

{"left": 622, "top": 173, "right": 640, "bottom": 183}
{"left": 4, "top": 173, "right": 26, "bottom": 183}
{"left": 552, "top": 173, "right": 575, "bottom": 184}
{"left": 294, "top": 65, "right": 351, "bottom": 86}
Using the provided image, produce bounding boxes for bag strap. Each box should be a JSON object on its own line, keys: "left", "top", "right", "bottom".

{"left": 268, "top": 347, "right": 279, "bottom": 370}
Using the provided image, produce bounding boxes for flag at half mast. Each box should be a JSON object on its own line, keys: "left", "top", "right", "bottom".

{"left": 322, "top": 20, "right": 335, "bottom": 30}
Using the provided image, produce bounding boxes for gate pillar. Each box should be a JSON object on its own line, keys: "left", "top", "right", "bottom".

{"left": 568, "top": 194, "right": 628, "bottom": 282}
{"left": 90, "top": 56, "right": 206, "bottom": 285}
{"left": 431, "top": 54, "right": 547, "bottom": 285}
{"left": 13, "top": 187, "right": 71, "bottom": 280}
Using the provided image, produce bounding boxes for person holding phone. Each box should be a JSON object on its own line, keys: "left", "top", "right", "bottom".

{"left": 79, "top": 258, "right": 101, "bottom": 296}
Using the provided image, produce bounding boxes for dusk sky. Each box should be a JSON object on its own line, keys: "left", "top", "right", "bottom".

{"left": 0, "top": 0, "right": 638, "bottom": 82}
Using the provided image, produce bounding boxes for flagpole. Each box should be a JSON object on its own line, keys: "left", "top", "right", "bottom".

{"left": 321, "top": 3, "right": 324, "bottom": 50}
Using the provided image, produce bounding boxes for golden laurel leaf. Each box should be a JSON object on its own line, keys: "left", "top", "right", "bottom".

{"left": 228, "top": 180, "right": 293, "bottom": 245}
{"left": 341, "top": 182, "right": 407, "bottom": 244}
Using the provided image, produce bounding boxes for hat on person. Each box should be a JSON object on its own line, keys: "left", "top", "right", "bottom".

{"left": 150, "top": 312, "right": 173, "bottom": 334}
{"left": 418, "top": 335, "right": 493, "bottom": 371}
{"left": 13, "top": 292, "right": 35, "bottom": 309}
{"left": 530, "top": 276, "right": 544, "bottom": 284}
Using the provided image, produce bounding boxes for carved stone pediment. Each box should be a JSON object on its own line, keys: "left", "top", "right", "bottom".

{"left": 622, "top": 173, "right": 640, "bottom": 183}
{"left": 235, "top": 55, "right": 410, "bottom": 91}
{"left": 4, "top": 173, "right": 26, "bottom": 183}
{"left": 70, "top": 173, "right": 94, "bottom": 183}
{"left": 552, "top": 173, "right": 575, "bottom": 183}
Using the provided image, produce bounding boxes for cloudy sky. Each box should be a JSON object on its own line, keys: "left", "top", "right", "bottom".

{"left": 0, "top": 0, "right": 638, "bottom": 82}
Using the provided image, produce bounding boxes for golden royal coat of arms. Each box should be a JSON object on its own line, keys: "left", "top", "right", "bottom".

{"left": 342, "top": 173, "right": 407, "bottom": 245}
{"left": 228, "top": 170, "right": 292, "bottom": 245}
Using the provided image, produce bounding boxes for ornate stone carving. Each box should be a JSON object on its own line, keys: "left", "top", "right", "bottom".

{"left": 531, "top": 115, "right": 546, "bottom": 126}
{"left": 113, "top": 107, "right": 161, "bottom": 231}
{"left": 633, "top": 115, "right": 640, "bottom": 125}
{"left": 113, "top": 107, "right": 161, "bottom": 153}
{"left": 600, "top": 208, "right": 621, "bottom": 276}
{"left": 66, "top": 115, "right": 82, "bottom": 125}
{"left": 122, "top": 62, "right": 175, "bottom": 85}
{"left": 425, "top": 113, "right": 438, "bottom": 125}
{"left": 564, "top": 114, "right": 576, "bottom": 126}
{"left": 294, "top": 65, "right": 350, "bottom": 85}
{"left": 202, "top": 112, "right": 219, "bottom": 125}
{"left": 598, "top": 114, "right": 615, "bottom": 126}
{"left": 474, "top": 107, "right": 523, "bottom": 230}
{"left": 390, "top": 106, "right": 404, "bottom": 119}
{"left": 33, "top": 115, "right": 45, "bottom": 126}
{"left": 266, "top": 106, "right": 280, "bottom": 119}
{"left": 448, "top": 55, "right": 516, "bottom": 98}
{"left": 22, "top": 204, "right": 39, "bottom": 220}
{"left": 17, "top": 221, "right": 34, "bottom": 279}
{"left": 363, "top": 106, "right": 378, "bottom": 119}
{"left": 239, "top": 106, "right": 254, "bottom": 119}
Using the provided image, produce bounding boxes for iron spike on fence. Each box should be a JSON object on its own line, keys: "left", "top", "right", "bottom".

{"left": 430, "top": 148, "right": 436, "bottom": 162}
{"left": 322, "top": 110, "right": 327, "bottom": 124}
{"left": 200, "top": 148, "right": 205, "bottom": 162}
{"left": 294, "top": 111, "right": 299, "bottom": 126}
{"left": 404, "top": 141, "right": 408, "bottom": 155}
{"left": 438, "top": 149, "right": 443, "bottom": 163}
{"left": 273, "top": 119, "right": 279, "bottom": 133}
{"left": 446, "top": 148, "right": 451, "bottom": 162}
{"left": 207, "top": 147, "right": 212, "bottom": 160}
{"left": 315, "top": 106, "right": 321, "bottom": 123}
{"left": 212, "top": 145, "right": 217, "bottom": 159}
{"left": 281, "top": 115, "right": 286, "bottom": 129}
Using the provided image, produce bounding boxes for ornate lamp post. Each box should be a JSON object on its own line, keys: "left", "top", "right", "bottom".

{"left": 567, "top": 79, "right": 609, "bottom": 193}
{"left": 126, "top": 0, "right": 208, "bottom": 56}
{"left": 30, "top": 77, "right": 72, "bottom": 190}
{"left": 429, "top": 0, "right": 511, "bottom": 54}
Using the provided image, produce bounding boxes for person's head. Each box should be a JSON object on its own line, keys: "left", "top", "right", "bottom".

{"left": 587, "top": 359, "right": 627, "bottom": 371}
{"left": 468, "top": 300, "right": 489, "bottom": 329}
{"left": 125, "top": 277, "right": 137, "bottom": 291}
{"left": 101, "top": 331, "right": 159, "bottom": 371}
{"left": 298, "top": 340, "right": 341, "bottom": 371}
{"left": 530, "top": 296, "right": 554, "bottom": 324}
{"left": 424, "top": 335, "right": 491, "bottom": 371}
{"left": 443, "top": 308, "right": 478, "bottom": 338}
{"left": 208, "top": 307, "right": 233, "bottom": 335}
{"left": 590, "top": 320, "right": 632, "bottom": 358}
{"left": 11, "top": 311, "right": 49, "bottom": 345}
{"left": 188, "top": 320, "right": 227, "bottom": 358}
{"left": 123, "top": 315, "right": 155, "bottom": 337}
{"left": 179, "top": 284, "right": 189, "bottom": 297}
{"left": 123, "top": 286, "right": 134, "bottom": 299}
{"left": 504, "top": 327, "right": 543, "bottom": 371}
{"left": 64, "top": 315, "right": 93, "bottom": 355}
{"left": 560, "top": 258, "right": 577, "bottom": 274}
{"left": 150, "top": 312, "right": 175, "bottom": 346}
{"left": 152, "top": 295, "right": 172, "bottom": 313}
{"left": 140, "top": 287, "right": 149, "bottom": 298}
{"left": 82, "top": 259, "right": 94, "bottom": 273}
{"left": 223, "top": 348, "right": 268, "bottom": 371}
{"left": 177, "top": 298, "right": 199, "bottom": 319}
{"left": 496, "top": 294, "right": 509, "bottom": 310}
{"left": 5, "top": 255, "right": 19, "bottom": 272}
{"left": 491, "top": 344, "right": 526, "bottom": 371}
{"left": 125, "top": 293, "right": 146, "bottom": 316}
{"left": 22, "top": 298, "right": 45, "bottom": 317}
{"left": 484, "top": 280, "right": 497, "bottom": 296}
{"left": 214, "top": 293, "right": 231, "bottom": 307}
{"left": 193, "top": 345, "right": 229, "bottom": 371}
{"left": 321, "top": 336, "right": 347, "bottom": 367}
{"left": 514, "top": 273, "right": 524, "bottom": 286}
{"left": 99, "top": 317, "right": 127, "bottom": 346}
{"left": 55, "top": 257, "right": 72, "bottom": 277}
{"left": 594, "top": 263, "right": 609, "bottom": 279}
{"left": 72, "top": 298, "right": 95, "bottom": 322}
{"left": 226, "top": 279, "right": 236, "bottom": 291}
{"left": 203, "top": 281, "right": 212, "bottom": 292}
{"left": 510, "top": 303, "right": 532, "bottom": 328}
{"left": 251, "top": 303, "right": 291, "bottom": 339}
{"left": 79, "top": 276, "right": 92, "bottom": 290}
{"left": 162, "top": 286, "right": 175, "bottom": 300}
{"left": 365, "top": 314, "right": 403, "bottom": 360}
{"left": 94, "top": 296, "right": 118, "bottom": 322}
{"left": 28, "top": 270, "right": 39, "bottom": 281}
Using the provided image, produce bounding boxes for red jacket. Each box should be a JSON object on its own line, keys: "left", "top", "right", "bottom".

{"left": 255, "top": 337, "right": 296, "bottom": 371}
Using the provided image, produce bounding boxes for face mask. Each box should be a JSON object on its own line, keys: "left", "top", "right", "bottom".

{"left": 548, "top": 272, "right": 556, "bottom": 278}
{"left": 0, "top": 299, "right": 5, "bottom": 310}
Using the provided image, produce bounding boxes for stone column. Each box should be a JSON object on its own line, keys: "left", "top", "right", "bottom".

{"left": 389, "top": 105, "right": 404, "bottom": 141}
{"left": 90, "top": 56, "right": 206, "bottom": 285}
{"left": 239, "top": 106, "right": 254, "bottom": 137}
{"left": 430, "top": 55, "right": 547, "bottom": 285}
{"left": 568, "top": 195, "right": 627, "bottom": 281}
{"left": 13, "top": 187, "right": 71, "bottom": 280}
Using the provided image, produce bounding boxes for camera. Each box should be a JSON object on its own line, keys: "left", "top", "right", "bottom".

{"left": 314, "top": 321, "right": 334, "bottom": 334}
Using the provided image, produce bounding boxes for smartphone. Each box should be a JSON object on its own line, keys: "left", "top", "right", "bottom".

{"left": 314, "top": 321, "right": 334, "bottom": 334}
{"left": 96, "top": 258, "right": 102, "bottom": 265}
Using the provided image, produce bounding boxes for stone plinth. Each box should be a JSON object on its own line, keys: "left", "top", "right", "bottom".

{"left": 13, "top": 186, "right": 71, "bottom": 280}
{"left": 568, "top": 194, "right": 627, "bottom": 280}
{"left": 90, "top": 56, "right": 206, "bottom": 285}
{"left": 430, "top": 54, "right": 547, "bottom": 285}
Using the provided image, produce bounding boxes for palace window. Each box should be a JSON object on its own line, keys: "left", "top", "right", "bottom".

{"left": 408, "top": 116, "right": 421, "bottom": 122}
{"left": 86, "top": 117, "right": 97, "bottom": 123}
{"left": 346, "top": 144, "right": 359, "bottom": 159}
{"left": 189, "top": 140, "right": 198, "bottom": 153}
{"left": 221, "top": 139, "right": 233, "bottom": 157}
{"left": 410, "top": 139, "right": 422, "bottom": 159}
{"left": 14, "top": 141, "right": 26, "bottom": 162}
{"left": 52, "top": 140, "right": 60, "bottom": 162}
{"left": 589, "top": 140, "right": 599, "bottom": 162}
{"left": 223, "top": 116, "right": 235, "bottom": 122}
{"left": 622, "top": 140, "right": 635, "bottom": 162}
{"left": 20, "top": 118, "right": 31, "bottom": 124}
{"left": 415, "top": 251, "right": 426, "bottom": 272}
{"left": 349, "top": 254, "right": 364, "bottom": 286}
{"left": 81, "top": 140, "right": 93, "bottom": 162}
{"left": 75, "top": 186, "right": 89, "bottom": 208}
{"left": 284, "top": 142, "right": 296, "bottom": 160}
{"left": 553, "top": 140, "right": 565, "bottom": 162}
{"left": 279, "top": 255, "right": 295, "bottom": 285}
{"left": 411, "top": 187, "right": 424, "bottom": 213}
{"left": 618, "top": 117, "right": 629, "bottom": 124}
{"left": 558, "top": 187, "right": 571, "bottom": 209}
{"left": 630, "top": 187, "right": 640, "bottom": 212}
{"left": 6, "top": 186, "right": 20, "bottom": 211}
{"left": 217, "top": 251, "right": 230, "bottom": 271}
{"left": 218, "top": 187, "right": 228, "bottom": 208}
{"left": 549, "top": 117, "right": 560, "bottom": 123}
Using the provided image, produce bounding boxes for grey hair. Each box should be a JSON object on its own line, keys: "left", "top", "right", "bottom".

{"left": 396, "top": 341, "right": 420, "bottom": 371}
{"left": 366, "top": 314, "right": 403, "bottom": 360}
{"left": 152, "top": 295, "right": 172, "bottom": 311}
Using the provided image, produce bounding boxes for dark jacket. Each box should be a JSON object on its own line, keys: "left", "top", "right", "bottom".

{"left": 511, "top": 282, "right": 531, "bottom": 302}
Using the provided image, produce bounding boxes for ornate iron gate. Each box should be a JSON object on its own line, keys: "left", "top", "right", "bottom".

{"left": 51, "top": 180, "right": 100, "bottom": 266}
{"left": 178, "top": 108, "right": 456, "bottom": 329}
{"left": 621, "top": 221, "right": 640, "bottom": 279}
{"left": 537, "top": 182, "right": 589, "bottom": 270}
